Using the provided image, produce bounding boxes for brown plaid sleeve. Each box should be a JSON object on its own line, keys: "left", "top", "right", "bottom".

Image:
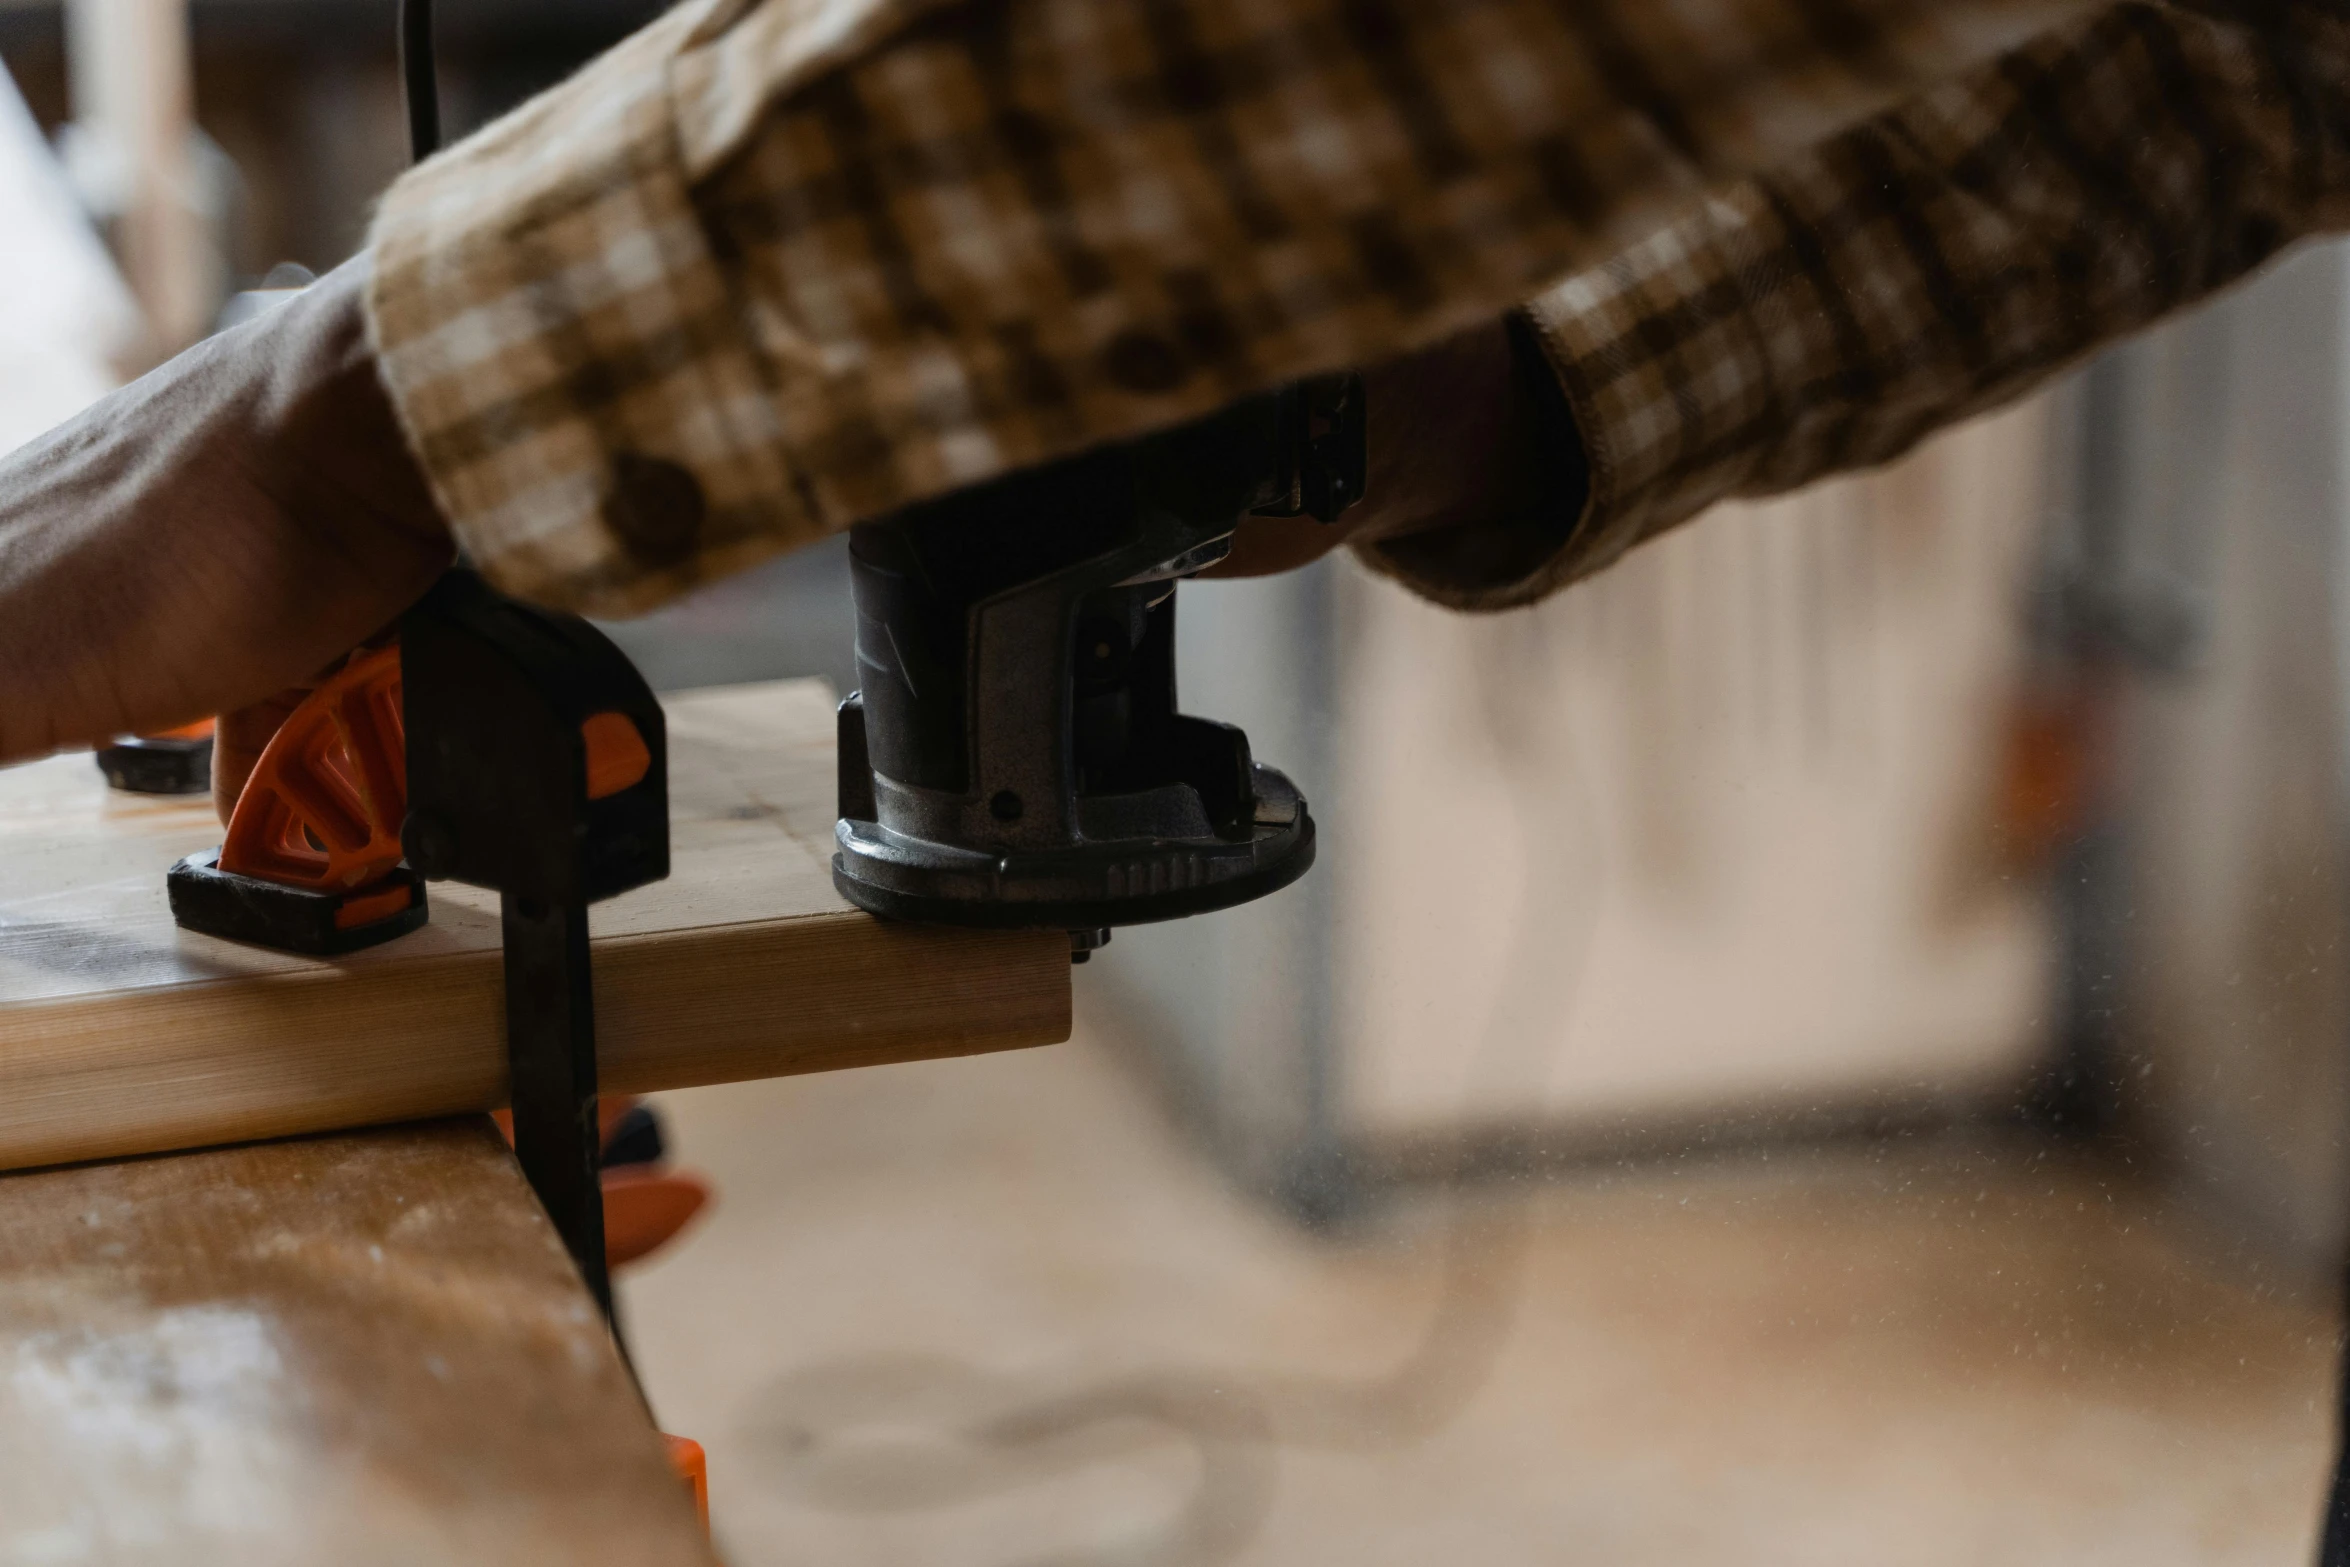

{"left": 1364, "top": 0, "right": 2350, "bottom": 612}
{"left": 365, "top": 0, "right": 2092, "bottom": 615}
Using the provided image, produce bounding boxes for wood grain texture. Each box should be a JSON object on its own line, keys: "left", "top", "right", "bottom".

{"left": 0, "top": 1118, "right": 715, "bottom": 1565}
{"left": 0, "top": 680, "right": 1071, "bottom": 1173}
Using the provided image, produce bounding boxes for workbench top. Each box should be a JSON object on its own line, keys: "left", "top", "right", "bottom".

{"left": 0, "top": 1119, "right": 713, "bottom": 1564}
{"left": 0, "top": 677, "right": 1072, "bottom": 1560}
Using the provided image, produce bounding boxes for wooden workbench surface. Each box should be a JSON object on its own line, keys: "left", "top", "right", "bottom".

{"left": 0, "top": 678, "right": 1074, "bottom": 1557}
{"left": 0, "top": 1118, "right": 714, "bottom": 1564}
{"left": 0, "top": 678, "right": 1071, "bottom": 1173}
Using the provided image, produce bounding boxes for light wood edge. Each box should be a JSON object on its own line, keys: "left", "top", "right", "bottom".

{"left": 0, "top": 916, "right": 1070, "bottom": 1174}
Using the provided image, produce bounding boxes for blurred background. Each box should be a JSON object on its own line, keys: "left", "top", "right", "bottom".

{"left": 3, "top": 2, "right": 2345, "bottom": 1561}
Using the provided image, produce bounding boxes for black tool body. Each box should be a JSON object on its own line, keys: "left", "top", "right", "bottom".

{"left": 834, "top": 373, "right": 1362, "bottom": 940}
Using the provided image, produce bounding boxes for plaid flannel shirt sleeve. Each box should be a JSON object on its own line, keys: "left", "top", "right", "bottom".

{"left": 364, "top": 0, "right": 2093, "bottom": 616}
{"left": 1362, "top": 0, "right": 2350, "bottom": 611}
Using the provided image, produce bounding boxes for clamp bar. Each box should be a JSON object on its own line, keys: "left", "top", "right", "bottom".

{"left": 401, "top": 568, "right": 669, "bottom": 1332}
{"left": 501, "top": 893, "right": 612, "bottom": 1321}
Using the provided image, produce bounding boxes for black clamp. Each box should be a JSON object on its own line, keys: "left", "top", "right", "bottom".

{"left": 400, "top": 568, "right": 669, "bottom": 1321}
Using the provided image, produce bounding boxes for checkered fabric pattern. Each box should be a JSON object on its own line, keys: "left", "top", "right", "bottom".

{"left": 1366, "top": 0, "right": 2350, "bottom": 611}
{"left": 367, "top": 0, "right": 2098, "bottom": 615}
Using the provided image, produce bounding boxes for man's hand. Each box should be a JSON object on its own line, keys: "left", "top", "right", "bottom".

{"left": 0, "top": 257, "right": 451, "bottom": 820}
{"left": 1203, "top": 319, "right": 1564, "bottom": 579}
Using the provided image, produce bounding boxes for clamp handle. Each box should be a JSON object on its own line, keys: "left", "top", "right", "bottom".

{"left": 400, "top": 569, "right": 666, "bottom": 903}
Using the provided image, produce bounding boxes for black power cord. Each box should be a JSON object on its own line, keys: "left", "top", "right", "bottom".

{"left": 399, "top": 0, "right": 439, "bottom": 163}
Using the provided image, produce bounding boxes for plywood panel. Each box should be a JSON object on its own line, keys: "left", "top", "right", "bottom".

{"left": 0, "top": 679, "right": 1071, "bottom": 1172}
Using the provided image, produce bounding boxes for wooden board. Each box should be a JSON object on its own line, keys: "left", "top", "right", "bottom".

{"left": 0, "top": 1117, "right": 714, "bottom": 1564}
{"left": 0, "top": 679, "right": 1071, "bottom": 1172}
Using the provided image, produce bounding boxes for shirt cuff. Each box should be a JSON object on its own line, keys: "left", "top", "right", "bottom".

{"left": 363, "top": 0, "right": 814, "bottom": 618}
{"left": 1352, "top": 197, "right": 1765, "bottom": 613}
{"left": 1350, "top": 307, "right": 1599, "bottom": 613}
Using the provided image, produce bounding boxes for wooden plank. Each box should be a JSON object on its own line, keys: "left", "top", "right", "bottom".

{"left": 0, "top": 1117, "right": 714, "bottom": 1564}
{"left": 0, "top": 679, "right": 1072, "bottom": 1172}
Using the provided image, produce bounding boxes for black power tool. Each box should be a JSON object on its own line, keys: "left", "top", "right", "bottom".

{"left": 832, "top": 373, "right": 1365, "bottom": 953}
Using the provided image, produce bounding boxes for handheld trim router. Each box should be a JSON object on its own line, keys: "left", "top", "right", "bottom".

{"left": 833, "top": 372, "right": 1364, "bottom": 953}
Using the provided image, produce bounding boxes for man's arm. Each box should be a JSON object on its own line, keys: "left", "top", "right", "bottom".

{"left": 0, "top": 0, "right": 2309, "bottom": 778}
{"left": 365, "top": 0, "right": 2092, "bottom": 618}
{"left": 0, "top": 261, "right": 447, "bottom": 775}
{"left": 1352, "top": 0, "right": 2350, "bottom": 609}
{"left": 0, "top": 0, "right": 2081, "bottom": 783}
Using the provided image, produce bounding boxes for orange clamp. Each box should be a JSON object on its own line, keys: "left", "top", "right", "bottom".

{"left": 663, "top": 1434, "right": 710, "bottom": 1531}
{"left": 219, "top": 646, "right": 408, "bottom": 892}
